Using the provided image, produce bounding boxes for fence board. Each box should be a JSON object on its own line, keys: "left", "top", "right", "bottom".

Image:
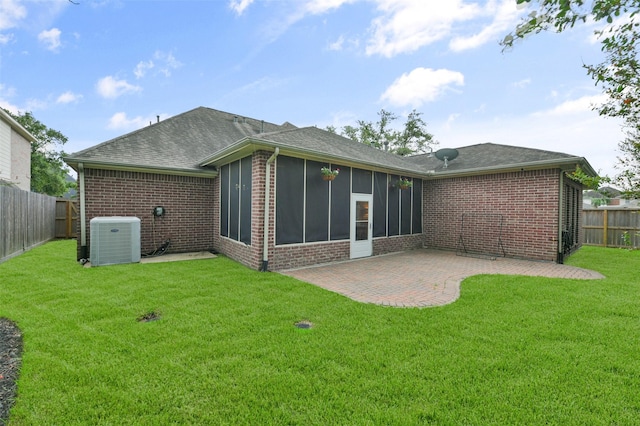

{"left": 0, "top": 186, "right": 57, "bottom": 263}
{"left": 582, "top": 208, "right": 640, "bottom": 248}
{"left": 56, "top": 199, "right": 78, "bottom": 238}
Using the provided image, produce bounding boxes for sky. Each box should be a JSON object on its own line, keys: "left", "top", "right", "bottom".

{"left": 0, "top": 0, "right": 626, "bottom": 179}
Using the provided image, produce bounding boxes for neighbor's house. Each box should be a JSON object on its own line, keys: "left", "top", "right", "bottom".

{"left": 0, "top": 108, "right": 33, "bottom": 191}
{"left": 64, "top": 107, "right": 594, "bottom": 270}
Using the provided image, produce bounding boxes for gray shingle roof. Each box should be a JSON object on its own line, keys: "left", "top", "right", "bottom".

{"left": 240, "top": 126, "right": 427, "bottom": 175}
{"left": 65, "top": 107, "right": 596, "bottom": 178}
{"left": 406, "top": 143, "right": 594, "bottom": 176}
{"left": 65, "top": 107, "right": 291, "bottom": 172}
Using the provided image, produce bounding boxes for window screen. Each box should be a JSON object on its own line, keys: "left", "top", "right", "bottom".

{"left": 276, "top": 156, "right": 304, "bottom": 245}
{"left": 388, "top": 174, "right": 400, "bottom": 236}
{"left": 220, "top": 164, "right": 229, "bottom": 237}
{"left": 373, "top": 172, "right": 388, "bottom": 238}
{"left": 352, "top": 168, "right": 372, "bottom": 194}
{"left": 240, "top": 156, "right": 252, "bottom": 244}
{"left": 330, "top": 165, "right": 350, "bottom": 240}
{"left": 305, "top": 161, "right": 330, "bottom": 242}
{"left": 229, "top": 161, "right": 240, "bottom": 240}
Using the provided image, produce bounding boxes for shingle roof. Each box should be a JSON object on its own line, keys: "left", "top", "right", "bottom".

{"left": 406, "top": 143, "right": 595, "bottom": 176}
{"left": 65, "top": 107, "right": 596, "bottom": 178}
{"left": 207, "top": 126, "right": 427, "bottom": 175}
{"left": 65, "top": 107, "right": 290, "bottom": 173}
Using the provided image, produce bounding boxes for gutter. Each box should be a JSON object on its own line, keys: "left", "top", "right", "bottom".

{"left": 64, "top": 158, "right": 218, "bottom": 178}
{"left": 261, "top": 148, "right": 279, "bottom": 272}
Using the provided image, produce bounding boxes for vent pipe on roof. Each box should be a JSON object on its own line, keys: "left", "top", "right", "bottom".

{"left": 234, "top": 116, "right": 238, "bottom": 123}
{"left": 157, "top": 115, "right": 160, "bottom": 123}
{"left": 261, "top": 120, "right": 264, "bottom": 133}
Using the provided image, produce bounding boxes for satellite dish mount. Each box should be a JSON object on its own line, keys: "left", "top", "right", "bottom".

{"left": 434, "top": 148, "right": 459, "bottom": 169}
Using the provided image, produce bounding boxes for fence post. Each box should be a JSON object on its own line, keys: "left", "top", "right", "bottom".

{"left": 603, "top": 209, "right": 608, "bottom": 248}
{"left": 66, "top": 200, "right": 72, "bottom": 238}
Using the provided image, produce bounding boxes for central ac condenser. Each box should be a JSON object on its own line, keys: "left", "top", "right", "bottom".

{"left": 90, "top": 217, "right": 141, "bottom": 266}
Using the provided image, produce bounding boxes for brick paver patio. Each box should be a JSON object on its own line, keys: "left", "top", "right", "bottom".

{"left": 280, "top": 249, "right": 605, "bottom": 308}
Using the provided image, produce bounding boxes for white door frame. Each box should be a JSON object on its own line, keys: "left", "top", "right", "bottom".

{"left": 350, "top": 193, "right": 373, "bottom": 259}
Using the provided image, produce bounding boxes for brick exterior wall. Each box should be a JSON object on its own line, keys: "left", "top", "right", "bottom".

{"left": 212, "top": 152, "right": 268, "bottom": 270}
{"left": 79, "top": 162, "right": 580, "bottom": 268}
{"left": 424, "top": 169, "right": 564, "bottom": 262}
{"left": 79, "top": 169, "right": 215, "bottom": 259}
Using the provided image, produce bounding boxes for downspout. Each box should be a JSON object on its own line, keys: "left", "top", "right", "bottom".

{"left": 78, "top": 163, "right": 88, "bottom": 261}
{"left": 557, "top": 171, "right": 564, "bottom": 264}
{"left": 261, "top": 148, "right": 279, "bottom": 271}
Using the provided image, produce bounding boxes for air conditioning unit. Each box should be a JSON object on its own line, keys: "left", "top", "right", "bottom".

{"left": 90, "top": 217, "right": 141, "bottom": 266}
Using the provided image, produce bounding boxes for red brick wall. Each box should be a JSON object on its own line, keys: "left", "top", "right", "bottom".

{"left": 80, "top": 169, "right": 215, "bottom": 259}
{"left": 424, "top": 169, "right": 562, "bottom": 262}
{"left": 213, "top": 152, "right": 268, "bottom": 270}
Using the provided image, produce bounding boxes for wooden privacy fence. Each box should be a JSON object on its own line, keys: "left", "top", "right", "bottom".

{"left": 582, "top": 207, "right": 640, "bottom": 248}
{"left": 0, "top": 186, "right": 57, "bottom": 263}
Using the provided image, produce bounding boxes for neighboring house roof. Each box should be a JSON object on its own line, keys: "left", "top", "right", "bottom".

{"left": 0, "top": 108, "right": 37, "bottom": 143}
{"left": 65, "top": 107, "right": 597, "bottom": 179}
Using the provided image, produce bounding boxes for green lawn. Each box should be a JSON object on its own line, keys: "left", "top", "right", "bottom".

{"left": 1, "top": 240, "right": 639, "bottom": 425}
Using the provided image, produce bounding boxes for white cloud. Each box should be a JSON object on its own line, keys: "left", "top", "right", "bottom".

{"left": 134, "top": 51, "right": 182, "bottom": 79}
{"left": 366, "top": 0, "right": 481, "bottom": 57}
{"left": 153, "top": 50, "right": 182, "bottom": 77}
{"left": 449, "top": 0, "right": 522, "bottom": 52}
{"left": 532, "top": 94, "right": 608, "bottom": 117}
{"left": 107, "top": 112, "right": 169, "bottom": 131}
{"left": 134, "top": 60, "right": 154, "bottom": 79}
{"left": 96, "top": 76, "right": 142, "bottom": 99}
{"left": 380, "top": 67, "right": 465, "bottom": 107}
{"left": 511, "top": 78, "right": 531, "bottom": 89}
{"left": 107, "top": 112, "right": 147, "bottom": 131}
{"left": 0, "top": 33, "right": 14, "bottom": 44}
{"left": 328, "top": 35, "right": 345, "bottom": 51}
{"left": 0, "top": 0, "right": 27, "bottom": 31}
{"left": 304, "top": 0, "right": 357, "bottom": 15}
{"left": 432, "top": 99, "right": 624, "bottom": 178}
{"left": 38, "top": 27, "right": 61, "bottom": 52}
{"left": 259, "top": 0, "right": 355, "bottom": 45}
{"left": 229, "top": 0, "right": 254, "bottom": 15}
{"left": 56, "top": 91, "right": 82, "bottom": 104}
{"left": 0, "top": 83, "right": 20, "bottom": 114}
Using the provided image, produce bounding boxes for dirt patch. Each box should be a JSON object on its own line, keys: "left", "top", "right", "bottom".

{"left": 0, "top": 318, "right": 22, "bottom": 426}
{"left": 137, "top": 311, "right": 162, "bottom": 323}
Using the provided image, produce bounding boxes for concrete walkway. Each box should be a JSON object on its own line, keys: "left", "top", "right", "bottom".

{"left": 280, "top": 249, "right": 605, "bottom": 308}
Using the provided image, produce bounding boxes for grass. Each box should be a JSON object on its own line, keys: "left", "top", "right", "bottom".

{"left": 1, "top": 241, "right": 639, "bottom": 425}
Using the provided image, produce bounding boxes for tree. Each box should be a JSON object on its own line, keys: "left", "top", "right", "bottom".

{"left": 503, "top": 0, "right": 640, "bottom": 195}
{"left": 331, "top": 109, "right": 436, "bottom": 156}
{"left": 2, "top": 109, "right": 73, "bottom": 196}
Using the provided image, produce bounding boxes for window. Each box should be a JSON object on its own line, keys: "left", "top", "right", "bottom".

{"left": 219, "top": 157, "right": 252, "bottom": 244}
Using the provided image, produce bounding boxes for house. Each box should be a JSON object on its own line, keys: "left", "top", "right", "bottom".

{"left": 0, "top": 108, "right": 33, "bottom": 191}
{"left": 64, "top": 106, "right": 595, "bottom": 269}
